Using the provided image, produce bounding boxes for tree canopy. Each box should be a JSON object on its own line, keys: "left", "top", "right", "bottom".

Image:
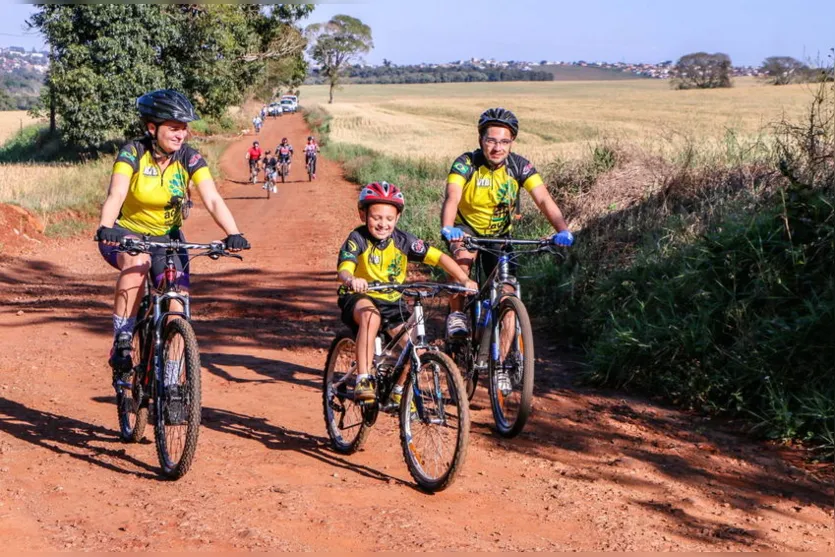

{"left": 671, "top": 52, "right": 732, "bottom": 90}
{"left": 28, "top": 4, "right": 312, "bottom": 149}
{"left": 306, "top": 15, "right": 373, "bottom": 104}
{"left": 760, "top": 56, "right": 809, "bottom": 85}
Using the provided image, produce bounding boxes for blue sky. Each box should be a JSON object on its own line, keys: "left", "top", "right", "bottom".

{"left": 3, "top": 1, "right": 834, "bottom": 67}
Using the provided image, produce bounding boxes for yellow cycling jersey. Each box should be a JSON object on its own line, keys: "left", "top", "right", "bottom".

{"left": 447, "top": 149, "right": 544, "bottom": 236}
{"left": 337, "top": 226, "right": 443, "bottom": 302}
{"left": 112, "top": 138, "right": 212, "bottom": 236}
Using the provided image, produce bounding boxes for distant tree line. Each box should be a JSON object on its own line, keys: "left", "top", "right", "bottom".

{"left": 307, "top": 64, "right": 554, "bottom": 85}
{"left": 672, "top": 51, "right": 833, "bottom": 90}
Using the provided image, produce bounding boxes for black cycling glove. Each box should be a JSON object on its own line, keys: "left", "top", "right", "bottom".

{"left": 96, "top": 225, "right": 125, "bottom": 244}
{"left": 225, "top": 233, "right": 250, "bottom": 250}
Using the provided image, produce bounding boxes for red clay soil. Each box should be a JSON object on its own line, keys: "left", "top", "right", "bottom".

{"left": 0, "top": 114, "right": 832, "bottom": 551}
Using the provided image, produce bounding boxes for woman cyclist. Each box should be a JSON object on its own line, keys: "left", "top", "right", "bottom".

{"left": 96, "top": 89, "right": 250, "bottom": 384}
{"left": 303, "top": 135, "right": 319, "bottom": 179}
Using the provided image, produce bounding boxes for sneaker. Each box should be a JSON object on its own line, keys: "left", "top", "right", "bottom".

{"left": 496, "top": 370, "right": 512, "bottom": 397}
{"left": 109, "top": 332, "right": 133, "bottom": 381}
{"left": 354, "top": 376, "right": 376, "bottom": 403}
{"left": 163, "top": 385, "right": 186, "bottom": 425}
{"left": 390, "top": 390, "right": 418, "bottom": 417}
{"left": 312, "top": 173, "right": 317, "bottom": 180}
{"left": 446, "top": 311, "right": 469, "bottom": 338}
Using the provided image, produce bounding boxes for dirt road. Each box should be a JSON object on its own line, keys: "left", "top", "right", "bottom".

{"left": 0, "top": 114, "right": 832, "bottom": 551}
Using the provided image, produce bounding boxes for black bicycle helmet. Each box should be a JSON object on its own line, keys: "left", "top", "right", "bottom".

{"left": 477, "top": 107, "right": 519, "bottom": 138}
{"left": 137, "top": 89, "right": 200, "bottom": 124}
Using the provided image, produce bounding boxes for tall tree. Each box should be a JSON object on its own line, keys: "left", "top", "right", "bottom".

{"left": 28, "top": 4, "right": 312, "bottom": 150}
{"left": 671, "top": 52, "right": 733, "bottom": 90}
{"left": 29, "top": 4, "right": 173, "bottom": 148}
{"left": 306, "top": 15, "right": 373, "bottom": 104}
{"left": 760, "top": 56, "right": 809, "bottom": 85}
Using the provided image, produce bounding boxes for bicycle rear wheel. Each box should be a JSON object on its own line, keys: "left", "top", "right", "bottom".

{"left": 400, "top": 351, "right": 470, "bottom": 492}
{"left": 267, "top": 180, "right": 272, "bottom": 199}
{"left": 322, "top": 332, "right": 371, "bottom": 454}
{"left": 154, "top": 318, "right": 202, "bottom": 479}
{"left": 488, "top": 296, "right": 535, "bottom": 438}
{"left": 116, "top": 322, "right": 149, "bottom": 442}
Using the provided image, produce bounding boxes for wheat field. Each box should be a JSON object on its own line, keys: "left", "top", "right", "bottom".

{"left": 300, "top": 77, "right": 815, "bottom": 163}
{"left": 0, "top": 111, "right": 41, "bottom": 144}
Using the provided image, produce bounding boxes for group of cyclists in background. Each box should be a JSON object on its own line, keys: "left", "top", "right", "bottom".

{"left": 245, "top": 136, "right": 319, "bottom": 189}
{"left": 94, "top": 89, "right": 574, "bottom": 485}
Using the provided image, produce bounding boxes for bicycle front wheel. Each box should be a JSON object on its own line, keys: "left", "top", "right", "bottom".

{"left": 488, "top": 296, "right": 535, "bottom": 438}
{"left": 400, "top": 351, "right": 470, "bottom": 492}
{"left": 116, "top": 324, "right": 149, "bottom": 443}
{"left": 322, "top": 332, "right": 371, "bottom": 454}
{"left": 154, "top": 318, "right": 202, "bottom": 479}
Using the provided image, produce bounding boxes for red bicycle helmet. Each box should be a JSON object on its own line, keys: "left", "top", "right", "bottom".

{"left": 358, "top": 181, "right": 405, "bottom": 212}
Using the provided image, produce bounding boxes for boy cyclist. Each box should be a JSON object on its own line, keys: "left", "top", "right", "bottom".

{"left": 262, "top": 150, "right": 278, "bottom": 192}
{"left": 337, "top": 181, "right": 477, "bottom": 403}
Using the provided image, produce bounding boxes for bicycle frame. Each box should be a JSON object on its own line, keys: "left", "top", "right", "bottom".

{"left": 330, "top": 288, "right": 458, "bottom": 424}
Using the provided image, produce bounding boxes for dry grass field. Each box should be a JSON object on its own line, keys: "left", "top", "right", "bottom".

{"left": 0, "top": 110, "right": 41, "bottom": 144}
{"left": 301, "top": 77, "right": 814, "bottom": 163}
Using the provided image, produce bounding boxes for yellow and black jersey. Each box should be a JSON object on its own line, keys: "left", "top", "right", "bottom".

{"left": 447, "top": 149, "right": 544, "bottom": 236}
{"left": 113, "top": 138, "right": 212, "bottom": 236}
{"left": 337, "top": 226, "right": 443, "bottom": 302}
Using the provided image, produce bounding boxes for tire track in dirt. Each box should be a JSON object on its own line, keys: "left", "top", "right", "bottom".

{"left": 0, "top": 113, "right": 831, "bottom": 551}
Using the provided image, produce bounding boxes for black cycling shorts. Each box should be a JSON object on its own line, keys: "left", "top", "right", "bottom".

{"left": 338, "top": 293, "right": 409, "bottom": 335}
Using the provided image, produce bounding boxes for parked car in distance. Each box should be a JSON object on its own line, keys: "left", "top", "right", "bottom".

{"left": 267, "top": 102, "right": 282, "bottom": 116}
{"left": 280, "top": 98, "right": 296, "bottom": 113}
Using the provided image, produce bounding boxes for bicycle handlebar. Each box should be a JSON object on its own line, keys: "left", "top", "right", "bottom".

{"left": 363, "top": 281, "right": 477, "bottom": 298}
{"left": 98, "top": 237, "right": 248, "bottom": 260}
{"left": 462, "top": 236, "right": 551, "bottom": 249}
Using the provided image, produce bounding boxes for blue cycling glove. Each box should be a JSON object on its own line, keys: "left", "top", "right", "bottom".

{"left": 552, "top": 230, "right": 574, "bottom": 247}
{"left": 441, "top": 226, "right": 465, "bottom": 242}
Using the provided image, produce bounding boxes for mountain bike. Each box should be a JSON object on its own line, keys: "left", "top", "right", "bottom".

{"left": 263, "top": 167, "right": 277, "bottom": 199}
{"left": 278, "top": 158, "right": 290, "bottom": 183}
{"left": 249, "top": 160, "right": 260, "bottom": 184}
{"left": 323, "top": 282, "right": 475, "bottom": 492}
{"left": 446, "top": 236, "right": 565, "bottom": 438}
{"left": 306, "top": 153, "right": 317, "bottom": 181}
{"left": 112, "top": 237, "right": 245, "bottom": 479}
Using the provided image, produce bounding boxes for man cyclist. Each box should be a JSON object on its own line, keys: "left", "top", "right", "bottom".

{"left": 303, "top": 135, "right": 319, "bottom": 179}
{"left": 276, "top": 137, "right": 294, "bottom": 178}
{"left": 252, "top": 114, "right": 263, "bottom": 134}
{"left": 246, "top": 140, "right": 262, "bottom": 182}
{"left": 441, "top": 107, "right": 574, "bottom": 338}
{"left": 96, "top": 89, "right": 250, "bottom": 387}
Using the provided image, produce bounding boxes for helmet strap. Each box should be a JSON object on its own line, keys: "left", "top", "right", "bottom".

{"left": 148, "top": 123, "right": 174, "bottom": 161}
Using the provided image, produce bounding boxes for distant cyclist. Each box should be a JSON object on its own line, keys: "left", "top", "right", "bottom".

{"left": 440, "top": 107, "right": 574, "bottom": 337}
{"left": 96, "top": 89, "right": 250, "bottom": 384}
{"left": 246, "top": 140, "right": 262, "bottom": 181}
{"left": 304, "top": 135, "right": 319, "bottom": 179}
{"left": 276, "top": 137, "right": 294, "bottom": 177}
{"left": 252, "top": 115, "right": 263, "bottom": 134}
